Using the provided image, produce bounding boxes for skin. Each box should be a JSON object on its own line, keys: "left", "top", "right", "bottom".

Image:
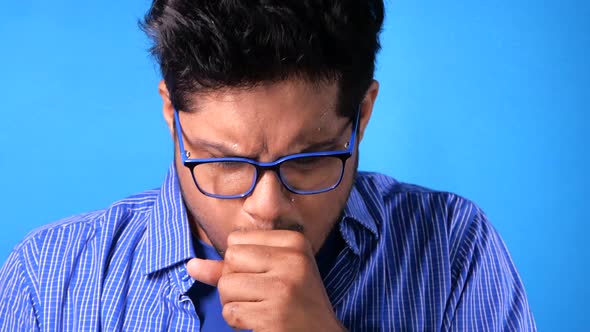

{"left": 159, "top": 78, "right": 379, "bottom": 331}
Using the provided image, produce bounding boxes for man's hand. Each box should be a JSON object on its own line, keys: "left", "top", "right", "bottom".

{"left": 186, "top": 230, "right": 345, "bottom": 332}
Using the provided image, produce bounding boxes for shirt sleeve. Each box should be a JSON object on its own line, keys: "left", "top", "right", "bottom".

{"left": 0, "top": 248, "right": 39, "bottom": 331}
{"left": 443, "top": 209, "right": 537, "bottom": 332}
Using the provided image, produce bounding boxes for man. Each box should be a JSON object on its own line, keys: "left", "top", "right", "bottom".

{"left": 0, "top": 0, "right": 536, "bottom": 331}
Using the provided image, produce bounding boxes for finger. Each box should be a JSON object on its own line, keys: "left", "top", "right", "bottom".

{"left": 224, "top": 244, "right": 306, "bottom": 274}
{"left": 223, "top": 244, "right": 274, "bottom": 274}
{"left": 222, "top": 301, "right": 267, "bottom": 330}
{"left": 227, "top": 229, "right": 312, "bottom": 252}
{"left": 217, "top": 273, "right": 268, "bottom": 304}
{"left": 186, "top": 258, "right": 223, "bottom": 286}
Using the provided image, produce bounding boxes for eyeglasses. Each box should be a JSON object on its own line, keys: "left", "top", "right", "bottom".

{"left": 173, "top": 108, "right": 359, "bottom": 199}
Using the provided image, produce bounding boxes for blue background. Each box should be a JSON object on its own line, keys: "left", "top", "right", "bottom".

{"left": 0, "top": 0, "right": 588, "bottom": 330}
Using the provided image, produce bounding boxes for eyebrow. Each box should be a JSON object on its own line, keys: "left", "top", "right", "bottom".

{"left": 187, "top": 138, "right": 255, "bottom": 158}
{"left": 183, "top": 115, "right": 352, "bottom": 159}
{"left": 187, "top": 134, "right": 346, "bottom": 160}
{"left": 299, "top": 138, "right": 343, "bottom": 154}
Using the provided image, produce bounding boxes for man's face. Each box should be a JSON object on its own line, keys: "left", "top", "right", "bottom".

{"left": 161, "top": 79, "right": 377, "bottom": 255}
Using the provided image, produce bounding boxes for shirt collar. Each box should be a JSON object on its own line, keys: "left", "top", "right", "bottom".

{"left": 142, "top": 166, "right": 380, "bottom": 273}
{"left": 339, "top": 175, "right": 380, "bottom": 256}
{"left": 144, "top": 164, "right": 195, "bottom": 275}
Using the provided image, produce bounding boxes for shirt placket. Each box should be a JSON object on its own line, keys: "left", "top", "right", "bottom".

{"left": 165, "top": 262, "right": 202, "bottom": 331}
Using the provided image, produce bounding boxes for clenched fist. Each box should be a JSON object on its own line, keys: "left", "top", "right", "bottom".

{"left": 186, "top": 230, "right": 346, "bottom": 332}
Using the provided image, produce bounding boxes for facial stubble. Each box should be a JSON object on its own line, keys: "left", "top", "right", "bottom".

{"left": 176, "top": 147, "right": 359, "bottom": 259}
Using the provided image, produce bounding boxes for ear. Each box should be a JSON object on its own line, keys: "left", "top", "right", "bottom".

{"left": 159, "top": 80, "right": 175, "bottom": 138}
{"left": 357, "top": 80, "right": 379, "bottom": 143}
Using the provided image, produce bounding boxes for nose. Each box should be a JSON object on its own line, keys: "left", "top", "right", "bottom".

{"left": 242, "top": 170, "right": 293, "bottom": 229}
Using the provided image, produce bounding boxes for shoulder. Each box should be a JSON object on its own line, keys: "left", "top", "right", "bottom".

{"left": 354, "top": 172, "right": 488, "bottom": 251}
{"left": 355, "top": 171, "right": 482, "bottom": 223}
{"left": 356, "top": 171, "right": 511, "bottom": 259}
{"left": 11, "top": 189, "right": 160, "bottom": 271}
{"left": 352, "top": 173, "right": 536, "bottom": 329}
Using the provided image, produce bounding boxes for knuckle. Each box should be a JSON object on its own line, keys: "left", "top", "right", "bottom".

{"left": 222, "top": 303, "right": 241, "bottom": 327}
{"left": 272, "top": 275, "right": 295, "bottom": 298}
{"left": 217, "top": 275, "right": 229, "bottom": 294}
{"left": 286, "top": 232, "right": 310, "bottom": 252}
{"left": 224, "top": 246, "right": 237, "bottom": 263}
{"left": 282, "top": 250, "right": 313, "bottom": 281}
{"left": 288, "top": 250, "right": 308, "bottom": 266}
{"left": 226, "top": 232, "right": 243, "bottom": 246}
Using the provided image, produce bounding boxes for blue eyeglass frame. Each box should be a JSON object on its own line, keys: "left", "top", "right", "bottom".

{"left": 173, "top": 108, "right": 360, "bottom": 199}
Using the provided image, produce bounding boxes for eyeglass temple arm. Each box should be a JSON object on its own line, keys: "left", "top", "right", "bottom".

{"left": 173, "top": 109, "right": 189, "bottom": 161}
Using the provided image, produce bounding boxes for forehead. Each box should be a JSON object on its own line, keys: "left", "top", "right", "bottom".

{"left": 178, "top": 79, "right": 348, "bottom": 158}
{"left": 186, "top": 79, "right": 339, "bottom": 117}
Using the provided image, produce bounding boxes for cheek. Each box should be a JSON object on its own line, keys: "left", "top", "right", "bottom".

{"left": 175, "top": 157, "right": 241, "bottom": 248}
{"left": 297, "top": 183, "right": 351, "bottom": 252}
{"left": 302, "top": 154, "right": 357, "bottom": 252}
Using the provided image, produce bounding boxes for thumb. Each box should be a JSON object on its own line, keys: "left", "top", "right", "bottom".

{"left": 186, "top": 258, "right": 224, "bottom": 286}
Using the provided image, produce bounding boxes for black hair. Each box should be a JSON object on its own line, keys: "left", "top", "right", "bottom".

{"left": 140, "top": 0, "right": 384, "bottom": 118}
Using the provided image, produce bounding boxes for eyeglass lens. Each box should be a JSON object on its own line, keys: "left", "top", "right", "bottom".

{"left": 191, "top": 156, "right": 344, "bottom": 196}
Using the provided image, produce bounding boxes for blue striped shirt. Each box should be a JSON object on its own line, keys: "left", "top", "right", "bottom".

{"left": 0, "top": 165, "right": 536, "bottom": 331}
